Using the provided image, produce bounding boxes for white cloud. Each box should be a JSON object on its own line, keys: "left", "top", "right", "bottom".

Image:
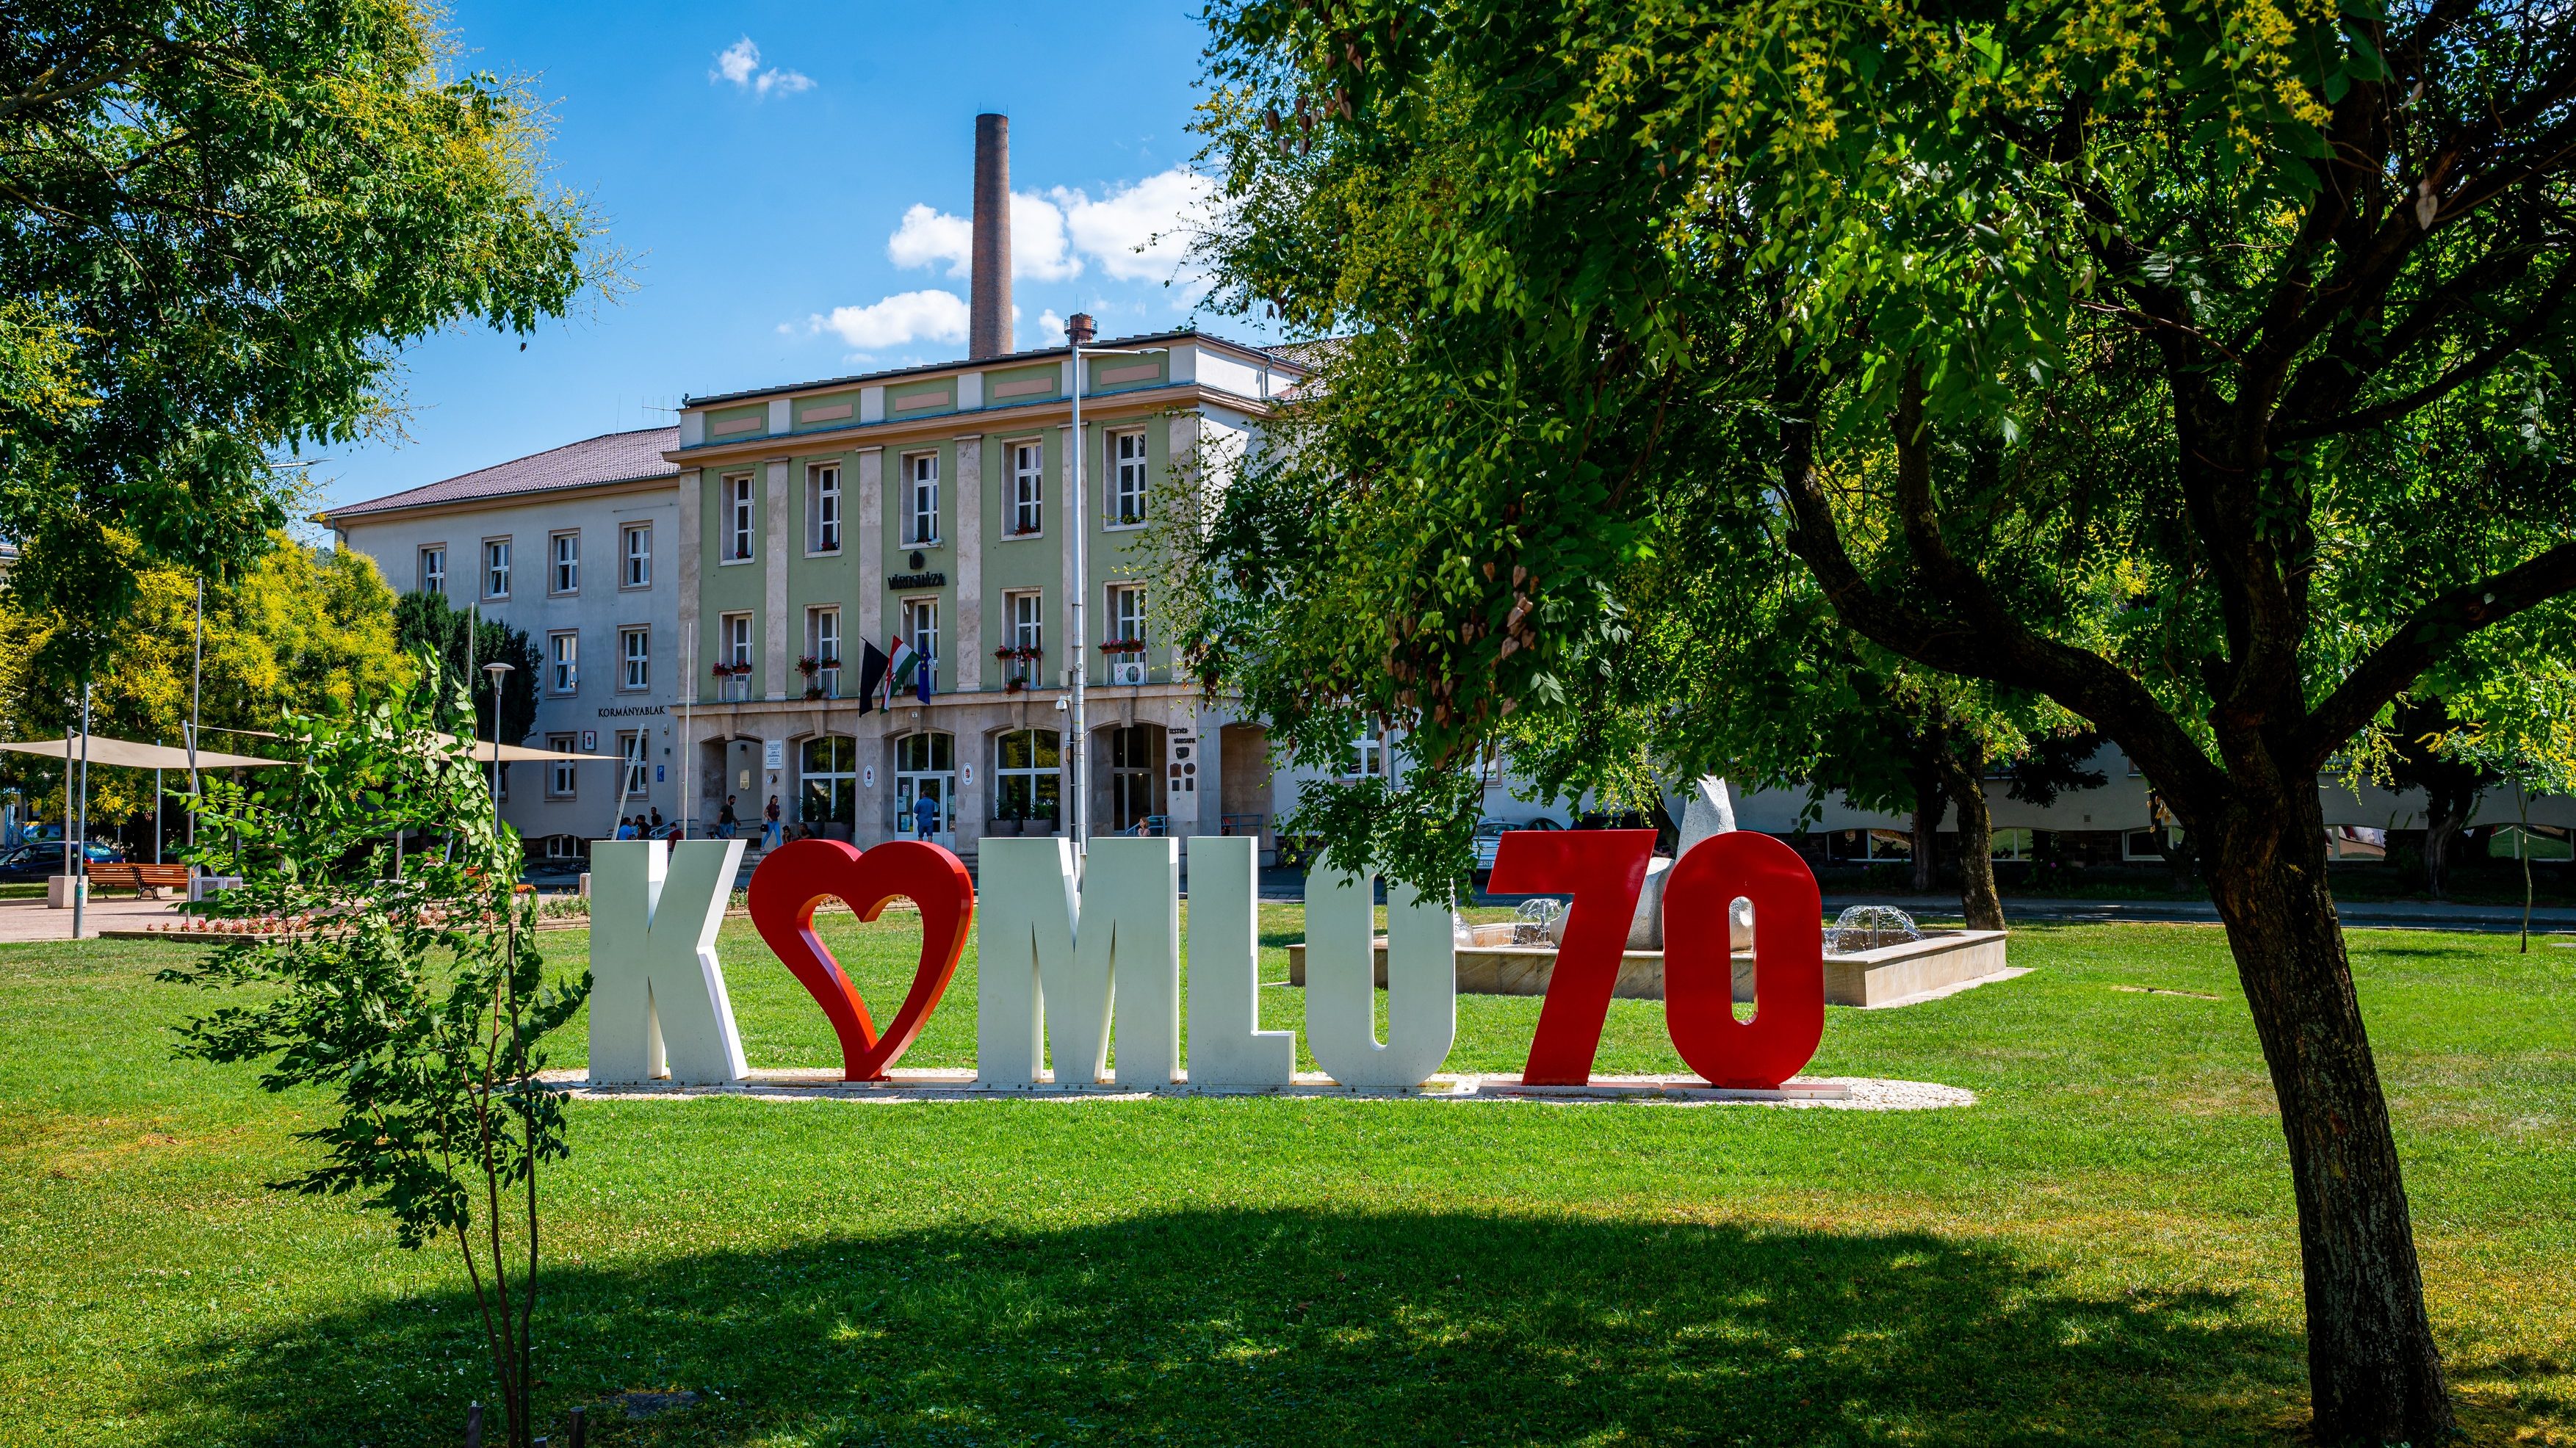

{"left": 886, "top": 204, "right": 971, "bottom": 275}
{"left": 711, "top": 36, "right": 759, "bottom": 86}
{"left": 809, "top": 290, "right": 968, "bottom": 351}
{"left": 1033, "top": 308, "right": 1066, "bottom": 346}
{"left": 1050, "top": 169, "right": 1218, "bottom": 286}
{"left": 884, "top": 193, "right": 1080, "bottom": 282}
{"left": 710, "top": 36, "right": 812, "bottom": 97}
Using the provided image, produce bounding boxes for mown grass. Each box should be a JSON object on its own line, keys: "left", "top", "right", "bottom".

{"left": 0, "top": 911, "right": 2569, "bottom": 1447}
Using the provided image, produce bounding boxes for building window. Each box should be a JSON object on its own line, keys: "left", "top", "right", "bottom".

{"left": 546, "top": 734, "right": 578, "bottom": 798}
{"left": 548, "top": 631, "right": 578, "bottom": 695}
{"left": 1341, "top": 729, "right": 1385, "bottom": 779}
{"left": 622, "top": 524, "right": 652, "bottom": 588}
{"left": 720, "top": 612, "right": 753, "bottom": 701}
{"left": 902, "top": 597, "right": 939, "bottom": 695}
{"left": 419, "top": 546, "right": 447, "bottom": 596}
{"left": 1010, "top": 441, "right": 1043, "bottom": 535}
{"left": 806, "top": 607, "right": 841, "bottom": 697}
{"left": 1005, "top": 590, "right": 1042, "bottom": 687}
{"left": 904, "top": 452, "right": 939, "bottom": 545}
{"left": 549, "top": 530, "right": 579, "bottom": 595}
{"left": 1110, "top": 430, "right": 1148, "bottom": 526}
{"left": 800, "top": 735, "right": 857, "bottom": 826}
{"left": 616, "top": 730, "right": 647, "bottom": 798}
{"left": 994, "top": 728, "right": 1061, "bottom": 823}
{"left": 807, "top": 463, "right": 842, "bottom": 553}
{"left": 620, "top": 626, "right": 650, "bottom": 692}
{"left": 724, "top": 473, "right": 755, "bottom": 561}
{"left": 483, "top": 538, "right": 511, "bottom": 599}
{"left": 1107, "top": 583, "right": 1146, "bottom": 646}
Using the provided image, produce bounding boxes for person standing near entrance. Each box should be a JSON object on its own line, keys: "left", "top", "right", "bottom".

{"left": 762, "top": 794, "right": 782, "bottom": 849}
{"left": 912, "top": 790, "right": 939, "bottom": 841}
{"left": 717, "top": 796, "right": 737, "bottom": 839}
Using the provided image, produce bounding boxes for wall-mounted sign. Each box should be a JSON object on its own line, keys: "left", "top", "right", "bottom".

{"left": 763, "top": 739, "right": 784, "bottom": 770}
{"left": 598, "top": 704, "right": 668, "bottom": 717}
{"left": 656, "top": 764, "right": 666, "bottom": 783}
{"left": 581, "top": 731, "right": 597, "bottom": 751}
{"left": 588, "top": 830, "right": 1825, "bottom": 1093}
{"left": 888, "top": 571, "right": 948, "bottom": 590}
{"left": 863, "top": 764, "right": 876, "bottom": 788}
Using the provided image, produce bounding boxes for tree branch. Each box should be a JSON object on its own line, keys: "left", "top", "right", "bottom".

{"left": 2299, "top": 541, "right": 2576, "bottom": 770}
{"left": 1771, "top": 379, "right": 2230, "bottom": 818}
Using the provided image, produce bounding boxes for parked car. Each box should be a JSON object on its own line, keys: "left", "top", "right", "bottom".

{"left": 1473, "top": 817, "right": 1561, "bottom": 871}
{"left": 0, "top": 840, "right": 126, "bottom": 883}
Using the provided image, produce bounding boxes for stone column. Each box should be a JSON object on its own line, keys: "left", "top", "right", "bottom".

{"left": 954, "top": 434, "right": 983, "bottom": 693}
{"left": 764, "top": 458, "right": 790, "bottom": 701}
{"left": 676, "top": 469, "right": 701, "bottom": 833}
{"left": 856, "top": 447, "right": 884, "bottom": 655}
{"left": 1058, "top": 424, "right": 1078, "bottom": 689}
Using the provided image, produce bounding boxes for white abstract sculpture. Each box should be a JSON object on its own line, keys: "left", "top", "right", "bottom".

{"left": 588, "top": 839, "right": 749, "bottom": 1085}
{"left": 1184, "top": 835, "right": 1296, "bottom": 1089}
{"left": 975, "top": 836, "right": 1181, "bottom": 1088}
{"left": 1617, "top": 777, "right": 1753, "bottom": 952}
{"left": 1304, "top": 853, "right": 1457, "bottom": 1087}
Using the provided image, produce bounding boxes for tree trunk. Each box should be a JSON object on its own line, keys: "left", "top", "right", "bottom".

{"left": 1937, "top": 744, "right": 2006, "bottom": 930}
{"left": 1908, "top": 750, "right": 1944, "bottom": 895}
{"left": 2420, "top": 785, "right": 2475, "bottom": 901}
{"left": 2205, "top": 794, "right": 2454, "bottom": 1444}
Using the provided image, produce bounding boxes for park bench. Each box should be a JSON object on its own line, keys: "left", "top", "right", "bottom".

{"left": 84, "top": 862, "right": 192, "bottom": 899}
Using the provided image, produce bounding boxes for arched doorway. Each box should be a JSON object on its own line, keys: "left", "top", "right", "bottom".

{"left": 892, "top": 731, "right": 956, "bottom": 847}
{"left": 1101, "top": 723, "right": 1165, "bottom": 834}
{"left": 799, "top": 735, "right": 857, "bottom": 840}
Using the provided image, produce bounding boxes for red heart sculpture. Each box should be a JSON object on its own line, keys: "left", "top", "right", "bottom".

{"left": 746, "top": 837, "right": 975, "bottom": 1081}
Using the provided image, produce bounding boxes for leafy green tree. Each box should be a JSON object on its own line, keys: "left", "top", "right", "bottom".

{"left": 1195, "top": 1, "right": 2576, "bottom": 1435}
{"left": 0, "top": 535, "right": 410, "bottom": 827}
{"left": 165, "top": 670, "right": 583, "bottom": 1448}
{"left": 0, "top": 1, "right": 606, "bottom": 679}
{"left": 396, "top": 588, "right": 541, "bottom": 747}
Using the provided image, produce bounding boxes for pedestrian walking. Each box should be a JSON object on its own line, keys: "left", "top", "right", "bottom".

{"left": 912, "top": 790, "right": 939, "bottom": 841}
{"left": 762, "top": 794, "right": 782, "bottom": 849}
{"left": 718, "top": 795, "right": 738, "bottom": 839}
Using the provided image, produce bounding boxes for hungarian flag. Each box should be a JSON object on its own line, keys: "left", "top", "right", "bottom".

{"left": 885, "top": 634, "right": 923, "bottom": 704}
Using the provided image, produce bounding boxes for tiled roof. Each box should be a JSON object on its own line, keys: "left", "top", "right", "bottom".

{"left": 325, "top": 427, "right": 680, "bottom": 521}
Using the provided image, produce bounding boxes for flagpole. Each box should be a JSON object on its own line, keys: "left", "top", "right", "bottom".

{"left": 1067, "top": 319, "right": 1090, "bottom": 861}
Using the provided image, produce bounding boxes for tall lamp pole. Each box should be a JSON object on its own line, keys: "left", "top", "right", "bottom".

{"left": 1062, "top": 314, "right": 1165, "bottom": 860}
{"left": 481, "top": 662, "right": 513, "bottom": 826}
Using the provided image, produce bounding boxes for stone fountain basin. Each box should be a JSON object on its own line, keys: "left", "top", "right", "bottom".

{"left": 1282, "top": 928, "right": 2013, "bottom": 1009}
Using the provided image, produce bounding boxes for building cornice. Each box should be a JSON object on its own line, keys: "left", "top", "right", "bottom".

{"left": 661, "top": 382, "right": 1269, "bottom": 469}
{"left": 320, "top": 471, "right": 679, "bottom": 531}
{"left": 679, "top": 329, "right": 1302, "bottom": 410}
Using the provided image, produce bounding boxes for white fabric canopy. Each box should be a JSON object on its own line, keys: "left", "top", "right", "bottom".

{"left": 433, "top": 732, "right": 618, "bottom": 764}
{"left": 0, "top": 735, "right": 287, "bottom": 770}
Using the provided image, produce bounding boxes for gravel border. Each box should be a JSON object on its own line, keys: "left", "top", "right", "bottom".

{"left": 541, "top": 1068, "right": 1974, "bottom": 1111}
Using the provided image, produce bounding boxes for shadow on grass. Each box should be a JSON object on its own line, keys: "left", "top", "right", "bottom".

{"left": 155, "top": 1209, "right": 2301, "bottom": 1447}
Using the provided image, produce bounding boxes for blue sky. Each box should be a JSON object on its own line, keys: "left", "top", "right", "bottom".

{"left": 309, "top": 1, "right": 1252, "bottom": 516}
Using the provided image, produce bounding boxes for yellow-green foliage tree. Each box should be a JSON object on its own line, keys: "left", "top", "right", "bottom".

{"left": 0, "top": 536, "right": 410, "bottom": 828}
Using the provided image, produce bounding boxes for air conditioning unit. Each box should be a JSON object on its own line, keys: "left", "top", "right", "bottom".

{"left": 1111, "top": 660, "right": 1146, "bottom": 686}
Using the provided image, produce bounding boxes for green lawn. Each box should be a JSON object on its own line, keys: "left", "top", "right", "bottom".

{"left": 1, "top": 911, "right": 2569, "bottom": 1447}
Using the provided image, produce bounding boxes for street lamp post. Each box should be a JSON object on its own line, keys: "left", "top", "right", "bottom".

{"left": 1063, "top": 314, "right": 1165, "bottom": 861}
{"left": 481, "top": 662, "right": 513, "bottom": 825}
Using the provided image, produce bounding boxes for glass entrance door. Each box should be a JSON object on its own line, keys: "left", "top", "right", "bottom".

{"left": 893, "top": 732, "right": 956, "bottom": 847}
